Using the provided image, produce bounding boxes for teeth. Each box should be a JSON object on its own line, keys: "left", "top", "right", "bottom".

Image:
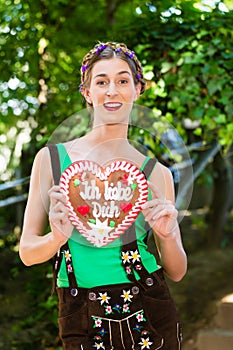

{"left": 105, "top": 103, "right": 121, "bottom": 107}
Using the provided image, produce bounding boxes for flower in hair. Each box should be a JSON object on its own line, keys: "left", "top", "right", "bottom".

{"left": 136, "top": 73, "right": 141, "bottom": 81}
{"left": 94, "top": 43, "right": 107, "bottom": 54}
{"left": 115, "top": 47, "right": 122, "bottom": 53}
{"left": 81, "top": 64, "right": 88, "bottom": 73}
{"left": 125, "top": 50, "right": 135, "bottom": 59}
{"left": 78, "top": 83, "right": 83, "bottom": 92}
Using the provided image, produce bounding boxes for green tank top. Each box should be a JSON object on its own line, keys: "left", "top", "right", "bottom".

{"left": 56, "top": 143, "right": 159, "bottom": 288}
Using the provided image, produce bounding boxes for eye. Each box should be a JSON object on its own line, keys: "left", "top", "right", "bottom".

{"left": 96, "top": 80, "right": 107, "bottom": 86}
{"left": 119, "top": 79, "right": 128, "bottom": 84}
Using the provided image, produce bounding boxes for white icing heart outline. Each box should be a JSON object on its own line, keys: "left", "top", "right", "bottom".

{"left": 59, "top": 160, "right": 148, "bottom": 247}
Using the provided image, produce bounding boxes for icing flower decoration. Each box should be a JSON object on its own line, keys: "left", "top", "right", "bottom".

{"left": 121, "top": 289, "right": 133, "bottom": 303}
{"left": 87, "top": 218, "right": 114, "bottom": 246}
{"left": 97, "top": 292, "right": 111, "bottom": 305}
{"left": 139, "top": 337, "right": 153, "bottom": 349}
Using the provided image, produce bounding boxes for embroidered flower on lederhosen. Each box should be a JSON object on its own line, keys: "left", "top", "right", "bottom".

{"left": 139, "top": 337, "right": 153, "bottom": 349}
{"left": 122, "top": 303, "right": 130, "bottom": 313}
{"left": 122, "top": 250, "right": 142, "bottom": 276}
{"left": 126, "top": 266, "right": 132, "bottom": 275}
{"left": 93, "top": 341, "right": 105, "bottom": 349}
{"left": 64, "top": 250, "right": 71, "bottom": 261}
{"left": 121, "top": 251, "right": 131, "bottom": 264}
{"left": 67, "top": 264, "right": 73, "bottom": 273}
{"left": 93, "top": 318, "right": 102, "bottom": 328}
{"left": 104, "top": 305, "right": 113, "bottom": 314}
{"left": 130, "top": 249, "right": 141, "bottom": 263}
{"left": 97, "top": 292, "right": 111, "bottom": 305}
{"left": 136, "top": 311, "right": 147, "bottom": 322}
{"left": 113, "top": 303, "right": 121, "bottom": 313}
{"left": 121, "top": 289, "right": 133, "bottom": 303}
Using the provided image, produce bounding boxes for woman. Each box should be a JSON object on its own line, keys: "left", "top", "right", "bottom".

{"left": 20, "top": 42, "right": 187, "bottom": 350}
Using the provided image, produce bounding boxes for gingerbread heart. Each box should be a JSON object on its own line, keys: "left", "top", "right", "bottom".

{"left": 59, "top": 160, "right": 148, "bottom": 247}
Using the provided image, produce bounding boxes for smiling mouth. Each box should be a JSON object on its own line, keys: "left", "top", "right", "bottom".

{"left": 104, "top": 102, "right": 122, "bottom": 111}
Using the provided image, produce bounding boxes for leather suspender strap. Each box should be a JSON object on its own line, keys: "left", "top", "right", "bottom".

{"left": 142, "top": 157, "right": 157, "bottom": 236}
{"left": 142, "top": 157, "right": 157, "bottom": 179}
{"left": 47, "top": 143, "right": 61, "bottom": 186}
{"left": 47, "top": 144, "right": 71, "bottom": 293}
{"left": 121, "top": 158, "right": 157, "bottom": 286}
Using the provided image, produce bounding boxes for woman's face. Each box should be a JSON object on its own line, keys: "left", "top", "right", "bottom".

{"left": 83, "top": 57, "right": 141, "bottom": 126}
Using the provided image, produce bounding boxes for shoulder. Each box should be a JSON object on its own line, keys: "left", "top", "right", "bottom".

{"left": 150, "top": 160, "right": 175, "bottom": 201}
{"left": 155, "top": 160, "right": 173, "bottom": 181}
{"left": 33, "top": 146, "right": 51, "bottom": 168}
{"left": 31, "top": 146, "right": 53, "bottom": 186}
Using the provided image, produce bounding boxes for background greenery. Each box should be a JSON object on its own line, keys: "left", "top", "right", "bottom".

{"left": 0, "top": 0, "right": 233, "bottom": 349}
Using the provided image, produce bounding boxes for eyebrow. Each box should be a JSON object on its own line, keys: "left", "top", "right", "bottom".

{"left": 93, "top": 70, "right": 131, "bottom": 79}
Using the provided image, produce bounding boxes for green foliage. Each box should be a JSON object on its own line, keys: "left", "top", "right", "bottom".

{"left": 121, "top": 2, "right": 233, "bottom": 151}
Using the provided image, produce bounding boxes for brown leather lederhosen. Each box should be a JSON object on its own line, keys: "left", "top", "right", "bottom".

{"left": 48, "top": 144, "right": 183, "bottom": 350}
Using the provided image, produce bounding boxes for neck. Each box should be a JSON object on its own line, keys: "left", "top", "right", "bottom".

{"left": 90, "top": 122, "right": 129, "bottom": 142}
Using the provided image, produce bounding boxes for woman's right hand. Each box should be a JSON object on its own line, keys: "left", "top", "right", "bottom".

{"left": 48, "top": 185, "right": 73, "bottom": 245}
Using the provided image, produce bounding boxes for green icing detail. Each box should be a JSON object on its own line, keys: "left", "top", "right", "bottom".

{"left": 110, "top": 221, "right": 116, "bottom": 228}
{"left": 131, "top": 183, "right": 137, "bottom": 190}
{"left": 74, "top": 179, "right": 81, "bottom": 186}
{"left": 89, "top": 219, "right": 96, "bottom": 224}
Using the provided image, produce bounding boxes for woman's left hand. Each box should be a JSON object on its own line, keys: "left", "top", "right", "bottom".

{"left": 141, "top": 181, "right": 178, "bottom": 239}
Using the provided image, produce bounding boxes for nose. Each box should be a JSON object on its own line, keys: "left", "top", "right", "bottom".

{"left": 106, "top": 82, "right": 118, "bottom": 96}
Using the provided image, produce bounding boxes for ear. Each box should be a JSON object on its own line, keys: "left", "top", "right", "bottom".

{"left": 82, "top": 88, "right": 92, "bottom": 105}
{"left": 134, "top": 82, "right": 142, "bottom": 101}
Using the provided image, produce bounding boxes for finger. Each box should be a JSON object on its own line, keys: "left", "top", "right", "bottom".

{"left": 49, "top": 211, "right": 67, "bottom": 222}
{"left": 48, "top": 187, "right": 67, "bottom": 206}
{"left": 144, "top": 203, "right": 176, "bottom": 222}
{"left": 142, "top": 198, "right": 172, "bottom": 210}
{"left": 53, "top": 201, "right": 69, "bottom": 214}
{"left": 48, "top": 185, "right": 60, "bottom": 195}
{"left": 151, "top": 207, "right": 178, "bottom": 221}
